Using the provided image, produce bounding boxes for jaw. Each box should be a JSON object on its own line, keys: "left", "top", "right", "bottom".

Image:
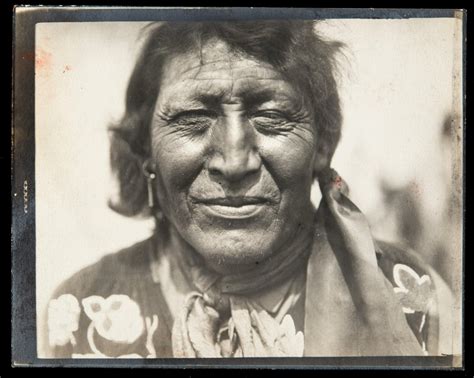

{"left": 169, "top": 206, "right": 315, "bottom": 276}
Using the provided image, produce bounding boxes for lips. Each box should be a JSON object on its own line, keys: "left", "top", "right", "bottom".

{"left": 190, "top": 196, "right": 271, "bottom": 219}
{"left": 195, "top": 196, "right": 268, "bottom": 207}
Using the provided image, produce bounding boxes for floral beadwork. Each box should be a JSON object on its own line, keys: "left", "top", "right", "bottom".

{"left": 48, "top": 293, "right": 160, "bottom": 358}
{"left": 75, "top": 313, "right": 159, "bottom": 358}
{"left": 82, "top": 294, "right": 145, "bottom": 344}
{"left": 48, "top": 294, "right": 81, "bottom": 347}
{"left": 393, "top": 264, "right": 434, "bottom": 315}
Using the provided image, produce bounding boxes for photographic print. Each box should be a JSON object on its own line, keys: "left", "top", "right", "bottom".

{"left": 12, "top": 7, "right": 464, "bottom": 368}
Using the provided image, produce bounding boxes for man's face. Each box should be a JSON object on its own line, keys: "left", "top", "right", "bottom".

{"left": 151, "top": 39, "right": 319, "bottom": 270}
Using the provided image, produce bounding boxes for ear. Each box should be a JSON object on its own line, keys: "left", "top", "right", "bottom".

{"left": 311, "top": 146, "right": 331, "bottom": 179}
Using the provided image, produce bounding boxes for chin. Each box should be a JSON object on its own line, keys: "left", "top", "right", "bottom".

{"left": 191, "top": 228, "right": 278, "bottom": 269}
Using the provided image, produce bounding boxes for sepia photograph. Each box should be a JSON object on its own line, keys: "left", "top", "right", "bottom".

{"left": 12, "top": 7, "right": 464, "bottom": 368}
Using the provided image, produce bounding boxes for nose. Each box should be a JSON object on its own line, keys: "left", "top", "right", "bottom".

{"left": 207, "top": 113, "right": 261, "bottom": 183}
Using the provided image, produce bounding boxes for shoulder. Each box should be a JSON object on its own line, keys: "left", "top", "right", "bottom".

{"left": 374, "top": 239, "right": 458, "bottom": 356}
{"left": 374, "top": 239, "right": 446, "bottom": 313}
{"left": 52, "top": 237, "right": 155, "bottom": 300}
{"left": 44, "top": 236, "right": 172, "bottom": 358}
{"left": 373, "top": 240, "right": 453, "bottom": 306}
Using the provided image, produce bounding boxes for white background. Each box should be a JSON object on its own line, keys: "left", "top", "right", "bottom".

{"left": 35, "top": 18, "right": 463, "bottom": 356}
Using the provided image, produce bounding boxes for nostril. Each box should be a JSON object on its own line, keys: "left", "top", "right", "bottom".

{"left": 208, "top": 166, "right": 221, "bottom": 177}
{"left": 207, "top": 153, "right": 225, "bottom": 176}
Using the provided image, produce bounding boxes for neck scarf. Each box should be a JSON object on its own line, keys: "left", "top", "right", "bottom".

{"left": 170, "top": 221, "right": 314, "bottom": 357}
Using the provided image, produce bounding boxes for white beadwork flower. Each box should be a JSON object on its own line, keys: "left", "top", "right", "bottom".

{"left": 276, "top": 314, "right": 304, "bottom": 357}
{"left": 393, "top": 264, "right": 433, "bottom": 314}
{"left": 82, "top": 294, "right": 145, "bottom": 344}
{"left": 48, "top": 294, "right": 81, "bottom": 347}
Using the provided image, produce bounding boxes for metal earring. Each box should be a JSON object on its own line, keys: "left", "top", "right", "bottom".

{"left": 142, "top": 160, "right": 156, "bottom": 209}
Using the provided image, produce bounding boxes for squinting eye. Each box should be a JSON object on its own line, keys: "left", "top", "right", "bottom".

{"left": 252, "top": 111, "right": 287, "bottom": 121}
{"left": 171, "top": 109, "right": 215, "bottom": 122}
{"left": 170, "top": 110, "right": 215, "bottom": 132}
{"left": 251, "top": 111, "right": 294, "bottom": 133}
{"left": 172, "top": 109, "right": 214, "bottom": 120}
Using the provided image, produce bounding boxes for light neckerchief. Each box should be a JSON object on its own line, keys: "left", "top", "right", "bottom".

{"left": 150, "top": 218, "right": 314, "bottom": 357}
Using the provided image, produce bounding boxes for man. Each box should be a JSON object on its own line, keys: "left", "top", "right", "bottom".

{"left": 45, "top": 20, "right": 455, "bottom": 358}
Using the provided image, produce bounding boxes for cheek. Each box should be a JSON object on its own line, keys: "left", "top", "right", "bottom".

{"left": 151, "top": 129, "right": 207, "bottom": 199}
{"left": 257, "top": 133, "right": 316, "bottom": 190}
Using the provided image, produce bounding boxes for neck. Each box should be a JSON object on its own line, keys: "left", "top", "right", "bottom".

{"left": 162, "top": 216, "right": 316, "bottom": 286}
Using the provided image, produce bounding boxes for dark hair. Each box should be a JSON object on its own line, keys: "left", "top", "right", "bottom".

{"left": 108, "top": 20, "right": 344, "bottom": 218}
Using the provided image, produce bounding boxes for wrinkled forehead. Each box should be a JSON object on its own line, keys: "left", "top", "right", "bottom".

{"left": 157, "top": 38, "right": 301, "bottom": 106}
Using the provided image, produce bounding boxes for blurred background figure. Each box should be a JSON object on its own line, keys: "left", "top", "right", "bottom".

{"left": 368, "top": 113, "right": 462, "bottom": 289}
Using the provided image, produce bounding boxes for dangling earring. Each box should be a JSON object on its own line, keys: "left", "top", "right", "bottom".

{"left": 142, "top": 159, "right": 156, "bottom": 209}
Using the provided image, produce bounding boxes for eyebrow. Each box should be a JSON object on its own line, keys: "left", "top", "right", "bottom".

{"left": 195, "top": 86, "right": 298, "bottom": 108}
{"left": 242, "top": 88, "right": 280, "bottom": 107}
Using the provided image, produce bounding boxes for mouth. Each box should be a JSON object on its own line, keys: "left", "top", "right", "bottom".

{"left": 190, "top": 196, "right": 271, "bottom": 219}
